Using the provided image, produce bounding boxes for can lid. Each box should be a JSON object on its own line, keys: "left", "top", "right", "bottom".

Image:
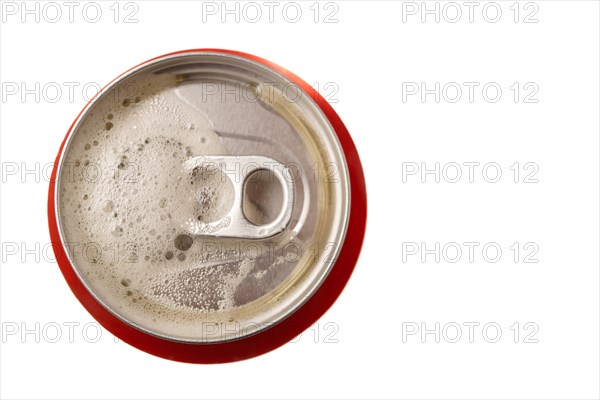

{"left": 50, "top": 50, "right": 366, "bottom": 361}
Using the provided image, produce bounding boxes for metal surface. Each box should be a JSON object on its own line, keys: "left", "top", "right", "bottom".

{"left": 53, "top": 51, "right": 351, "bottom": 343}
{"left": 184, "top": 155, "right": 295, "bottom": 239}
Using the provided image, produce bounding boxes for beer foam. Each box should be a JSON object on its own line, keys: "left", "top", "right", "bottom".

{"left": 57, "top": 75, "right": 311, "bottom": 341}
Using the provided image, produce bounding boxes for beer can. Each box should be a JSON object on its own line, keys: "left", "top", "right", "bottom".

{"left": 48, "top": 49, "right": 366, "bottom": 363}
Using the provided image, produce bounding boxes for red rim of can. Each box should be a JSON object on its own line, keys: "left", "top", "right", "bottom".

{"left": 47, "top": 49, "right": 367, "bottom": 363}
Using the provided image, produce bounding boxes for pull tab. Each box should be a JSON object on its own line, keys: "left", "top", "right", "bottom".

{"left": 184, "top": 155, "right": 295, "bottom": 239}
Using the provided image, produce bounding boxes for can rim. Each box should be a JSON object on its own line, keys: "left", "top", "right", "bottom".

{"left": 48, "top": 49, "right": 367, "bottom": 363}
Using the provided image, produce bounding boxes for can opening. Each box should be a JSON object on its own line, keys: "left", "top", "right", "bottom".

{"left": 191, "top": 165, "right": 235, "bottom": 224}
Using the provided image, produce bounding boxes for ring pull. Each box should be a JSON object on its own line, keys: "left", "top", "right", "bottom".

{"left": 184, "top": 155, "right": 295, "bottom": 239}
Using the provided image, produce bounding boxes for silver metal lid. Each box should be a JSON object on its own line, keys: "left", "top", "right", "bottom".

{"left": 55, "top": 52, "right": 350, "bottom": 342}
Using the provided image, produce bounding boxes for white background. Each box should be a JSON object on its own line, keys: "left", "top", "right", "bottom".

{"left": 1, "top": 1, "right": 599, "bottom": 399}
